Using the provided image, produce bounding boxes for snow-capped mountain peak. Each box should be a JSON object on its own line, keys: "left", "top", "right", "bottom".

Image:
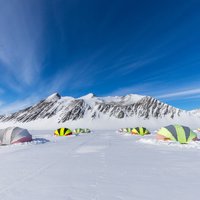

{"left": 79, "top": 93, "right": 95, "bottom": 99}
{"left": 45, "top": 93, "right": 61, "bottom": 102}
{"left": 0, "top": 92, "right": 199, "bottom": 130}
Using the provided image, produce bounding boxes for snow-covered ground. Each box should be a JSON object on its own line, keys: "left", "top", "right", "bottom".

{"left": 1, "top": 130, "right": 200, "bottom": 200}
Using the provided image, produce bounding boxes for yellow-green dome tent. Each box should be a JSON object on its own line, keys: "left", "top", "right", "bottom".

{"left": 54, "top": 128, "right": 72, "bottom": 136}
{"left": 118, "top": 128, "right": 134, "bottom": 133}
{"left": 131, "top": 127, "right": 150, "bottom": 136}
{"left": 73, "top": 128, "right": 91, "bottom": 134}
{"left": 157, "top": 124, "right": 197, "bottom": 144}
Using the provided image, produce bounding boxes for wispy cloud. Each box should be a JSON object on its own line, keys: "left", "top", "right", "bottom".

{"left": 157, "top": 88, "right": 200, "bottom": 99}
{"left": 0, "top": 0, "right": 46, "bottom": 90}
{"left": 117, "top": 56, "right": 162, "bottom": 76}
{"left": 106, "top": 83, "right": 156, "bottom": 97}
{"left": 107, "top": 80, "right": 200, "bottom": 105}
{"left": 0, "top": 95, "right": 41, "bottom": 114}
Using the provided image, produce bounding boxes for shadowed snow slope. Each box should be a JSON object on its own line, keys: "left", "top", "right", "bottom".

{"left": 0, "top": 130, "right": 200, "bottom": 200}
{"left": 190, "top": 109, "right": 200, "bottom": 117}
{"left": 0, "top": 93, "right": 199, "bottom": 130}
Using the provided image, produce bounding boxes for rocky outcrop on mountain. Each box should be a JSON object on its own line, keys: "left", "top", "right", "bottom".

{"left": 0, "top": 92, "right": 189, "bottom": 124}
{"left": 92, "top": 96, "right": 181, "bottom": 120}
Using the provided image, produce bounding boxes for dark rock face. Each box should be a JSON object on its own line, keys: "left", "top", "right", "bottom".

{"left": 93, "top": 96, "right": 179, "bottom": 119}
{"left": 0, "top": 93, "right": 183, "bottom": 123}
{"left": 59, "top": 100, "right": 92, "bottom": 122}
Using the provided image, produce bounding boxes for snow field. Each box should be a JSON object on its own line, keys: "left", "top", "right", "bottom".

{"left": 0, "top": 130, "right": 200, "bottom": 200}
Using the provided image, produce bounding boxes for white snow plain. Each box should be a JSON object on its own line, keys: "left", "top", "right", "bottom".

{"left": 0, "top": 130, "right": 200, "bottom": 200}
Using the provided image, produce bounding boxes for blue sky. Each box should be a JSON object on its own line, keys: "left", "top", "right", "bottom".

{"left": 0, "top": 0, "right": 199, "bottom": 113}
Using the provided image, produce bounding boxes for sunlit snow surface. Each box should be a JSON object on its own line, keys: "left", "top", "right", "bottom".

{"left": 138, "top": 138, "right": 200, "bottom": 149}
{"left": 0, "top": 130, "right": 200, "bottom": 200}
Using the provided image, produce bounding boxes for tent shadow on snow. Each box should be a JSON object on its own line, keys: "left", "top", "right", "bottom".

{"left": 31, "top": 138, "right": 50, "bottom": 144}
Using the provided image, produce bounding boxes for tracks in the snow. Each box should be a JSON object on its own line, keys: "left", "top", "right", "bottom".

{"left": 0, "top": 133, "right": 97, "bottom": 196}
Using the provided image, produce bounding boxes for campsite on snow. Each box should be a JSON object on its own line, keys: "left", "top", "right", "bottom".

{"left": 0, "top": 0, "right": 200, "bottom": 199}
{"left": 0, "top": 93, "right": 200, "bottom": 200}
{"left": 1, "top": 127, "right": 200, "bottom": 200}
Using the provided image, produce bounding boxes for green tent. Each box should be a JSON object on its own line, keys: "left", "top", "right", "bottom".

{"left": 118, "top": 128, "right": 134, "bottom": 133}
{"left": 157, "top": 124, "right": 197, "bottom": 144}
{"left": 73, "top": 128, "right": 91, "bottom": 134}
{"left": 131, "top": 127, "right": 150, "bottom": 136}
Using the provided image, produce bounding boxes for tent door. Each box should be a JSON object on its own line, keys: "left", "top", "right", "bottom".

{"left": 2, "top": 128, "right": 13, "bottom": 145}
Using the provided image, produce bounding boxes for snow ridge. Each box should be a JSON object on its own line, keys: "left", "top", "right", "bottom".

{"left": 0, "top": 92, "right": 192, "bottom": 124}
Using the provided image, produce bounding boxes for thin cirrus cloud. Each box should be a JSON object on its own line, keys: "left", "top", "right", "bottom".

{"left": 0, "top": 95, "right": 42, "bottom": 114}
{"left": 0, "top": 0, "right": 199, "bottom": 112}
{"left": 157, "top": 88, "right": 200, "bottom": 99}
{"left": 107, "top": 80, "right": 200, "bottom": 103}
{"left": 106, "top": 83, "right": 156, "bottom": 97}
{"left": 0, "top": 0, "right": 46, "bottom": 90}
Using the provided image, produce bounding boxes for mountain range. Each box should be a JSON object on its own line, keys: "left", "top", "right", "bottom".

{"left": 0, "top": 93, "right": 199, "bottom": 130}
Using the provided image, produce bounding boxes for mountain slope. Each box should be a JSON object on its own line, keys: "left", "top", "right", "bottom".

{"left": 0, "top": 93, "right": 199, "bottom": 129}
{"left": 0, "top": 93, "right": 181, "bottom": 122}
{"left": 190, "top": 109, "right": 200, "bottom": 117}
